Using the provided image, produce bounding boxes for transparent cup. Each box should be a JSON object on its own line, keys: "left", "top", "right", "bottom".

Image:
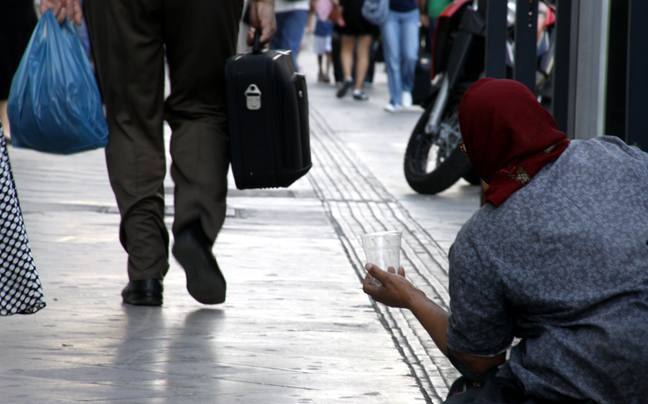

{"left": 359, "top": 231, "right": 402, "bottom": 286}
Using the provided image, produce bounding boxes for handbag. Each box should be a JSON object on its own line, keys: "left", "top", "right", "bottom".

{"left": 316, "top": 0, "right": 345, "bottom": 26}
{"left": 0, "top": 132, "right": 46, "bottom": 316}
{"left": 361, "top": 0, "right": 389, "bottom": 26}
{"left": 7, "top": 10, "right": 108, "bottom": 154}
{"left": 329, "top": 4, "right": 345, "bottom": 25}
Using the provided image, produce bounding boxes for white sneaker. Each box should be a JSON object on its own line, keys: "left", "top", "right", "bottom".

{"left": 384, "top": 103, "right": 401, "bottom": 113}
{"left": 402, "top": 91, "right": 413, "bottom": 108}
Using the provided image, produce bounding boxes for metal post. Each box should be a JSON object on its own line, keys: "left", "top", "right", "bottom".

{"left": 626, "top": 0, "right": 648, "bottom": 151}
{"left": 485, "top": 0, "right": 508, "bottom": 79}
{"left": 551, "top": 0, "right": 579, "bottom": 137}
{"left": 605, "top": 0, "right": 629, "bottom": 140}
{"left": 514, "top": 0, "right": 538, "bottom": 92}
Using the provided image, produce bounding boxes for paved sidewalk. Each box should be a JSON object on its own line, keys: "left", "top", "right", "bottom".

{"left": 0, "top": 35, "right": 481, "bottom": 404}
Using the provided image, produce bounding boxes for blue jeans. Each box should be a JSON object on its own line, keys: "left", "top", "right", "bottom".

{"left": 380, "top": 8, "right": 420, "bottom": 106}
{"left": 271, "top": 10, "right": 309, "bottom": 71}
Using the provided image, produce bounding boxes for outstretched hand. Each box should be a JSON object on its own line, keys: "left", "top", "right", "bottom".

{"left": 247, "top": 0, "right": 277, "bottom": 47}
{"left": 40, "top": 0, "right": 83, "bottom": 26}
{"left": 362, "top": 264, "right": 423, "bottom": 309}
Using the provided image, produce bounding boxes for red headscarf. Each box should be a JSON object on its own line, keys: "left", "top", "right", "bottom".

{"left": 459, "top": 78, "right": 569, "bottom": 207}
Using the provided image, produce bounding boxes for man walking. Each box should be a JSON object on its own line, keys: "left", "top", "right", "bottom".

{"left": 41, "top": 0, "right": 276, "bottom": 306}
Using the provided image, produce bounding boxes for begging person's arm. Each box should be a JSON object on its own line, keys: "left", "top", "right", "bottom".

{"left": 448, "top": 349, "right": 506, "bottom": 376}
{"left": 363, "top": 264, "right": 505, "bottom": 375}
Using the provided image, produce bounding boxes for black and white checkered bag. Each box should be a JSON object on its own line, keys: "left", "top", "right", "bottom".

{"left": 0, "top": 125, "right": 45, "bottom": 316}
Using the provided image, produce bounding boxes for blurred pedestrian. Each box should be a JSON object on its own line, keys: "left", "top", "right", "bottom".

{"left": 420, "top": 0, "right": 450, "bottom": 53}
{"left": 0, "top": 0, "right": 38, "bottom": 142}
{"left": 335, "top": 0, "right": 379, "bottom": 101}
{"left": 313, "top": 13, "right": 334, "bottom": 83}
{"left": 381, "top": 0, "right": 420, "bottom": 112}
{"left": 273, "top": 0, "right": 310, "bottom": 71}
{"left": 363, "top": 78, "right": 648, "bottom": 403}
{"left": 0, "top": 121, "right": 46, "bottom": 316}
{"left": 41, "top": 0, "right": 276, "bottom": 307}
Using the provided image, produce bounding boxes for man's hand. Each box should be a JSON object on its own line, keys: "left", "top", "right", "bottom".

{"left": 248, "top": 0, "right": 277, "bottom": 46}
{"left": 40, "top": 0, "right": 83, "bottom": 26}
{"left": 420, "top": 14, "right": 430, "bottom": 28}
{"left": 362, "top": 264, "right": 423, "bottom": 309}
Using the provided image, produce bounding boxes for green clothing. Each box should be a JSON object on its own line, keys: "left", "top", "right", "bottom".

{"left": 427, "top": 0, "right": 451, "bottom": 18}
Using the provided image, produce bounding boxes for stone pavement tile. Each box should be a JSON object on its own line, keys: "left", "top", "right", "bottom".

{"left": 2, "top": 153, "right": 427, "bottom": 403}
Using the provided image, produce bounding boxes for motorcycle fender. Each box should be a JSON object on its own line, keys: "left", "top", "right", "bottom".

{"left": 445, "top": 8, "right": 485, "bottom": 89}
{"left": 457, "top": 6, "right": 485, "bottom": 36}
{"left": 438, "top": 0, "right": 471, "bottom": 19}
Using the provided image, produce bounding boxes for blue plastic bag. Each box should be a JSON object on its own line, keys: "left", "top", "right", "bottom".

{"left": 7, "top": 10, "right": 108, "bottom": 154}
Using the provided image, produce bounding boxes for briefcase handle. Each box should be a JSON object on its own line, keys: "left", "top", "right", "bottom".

{"left": 253, "top": 29, "right": 263, "bottom": 54}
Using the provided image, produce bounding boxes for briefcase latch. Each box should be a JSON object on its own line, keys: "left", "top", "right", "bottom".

{"left": 245, "top": 84, "right": 262, "bottom": 110}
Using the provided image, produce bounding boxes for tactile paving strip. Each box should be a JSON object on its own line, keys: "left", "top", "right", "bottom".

{"left": 307, "top": 106, "right": 461, "bottom": 403}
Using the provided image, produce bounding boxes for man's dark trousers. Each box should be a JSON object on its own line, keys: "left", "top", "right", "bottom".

{"left": 84, "top": 0, "right": 244, "bottom": 281}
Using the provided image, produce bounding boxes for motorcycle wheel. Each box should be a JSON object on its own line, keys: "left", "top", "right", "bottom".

{"left": 404, "top": 93, "right": 474, "bottom": 195}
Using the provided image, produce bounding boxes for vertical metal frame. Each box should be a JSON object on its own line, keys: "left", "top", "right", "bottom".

{"left": 513, "top": 0, "right": 538, "bottom": 92}
{"left": 485, "top": 0, "right": 508, "bottom": 79}
{"left": 551, "top": 0, "right": 579, "bottom": 137}
{"left": 626, "top": 0, "right": 648, "bottom": 150}
{"left": 605, "top": 0, "right": 629, "bottom": 141}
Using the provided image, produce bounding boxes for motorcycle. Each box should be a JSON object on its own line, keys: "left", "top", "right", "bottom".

{"left": 403, "top": 0, "right": 555, "bottom": 195}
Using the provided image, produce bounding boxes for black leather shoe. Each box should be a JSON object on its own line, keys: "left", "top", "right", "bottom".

{"left": 172, "top": 223, "right": 226, "bottom": 305}
{"left": 336, "top": 78, "right": 353, "bottom": 98}
{"left": 121, "top": 279, "right": 163, "bottom": 306}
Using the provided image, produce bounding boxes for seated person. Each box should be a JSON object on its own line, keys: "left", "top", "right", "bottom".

{"left": 363, "top": 78, "right": 648, "bottom": 404}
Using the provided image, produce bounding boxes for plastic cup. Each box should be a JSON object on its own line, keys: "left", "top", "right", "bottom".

{"left": 359, "top": 231, "right": 402, "bottom": 286}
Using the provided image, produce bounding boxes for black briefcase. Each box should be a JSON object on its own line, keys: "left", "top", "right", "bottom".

{"left": 225, "top": 33, "right": 312, "bottom": 190}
